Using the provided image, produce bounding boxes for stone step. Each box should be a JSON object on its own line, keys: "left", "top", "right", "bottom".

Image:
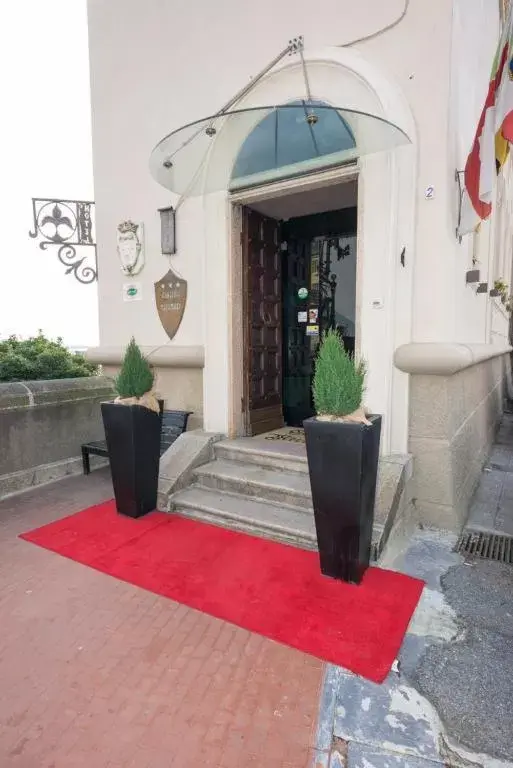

{"left": 169, "top": 485, "right": 317, "bottom": 550}
{"left": 193, "top": 459, "right": 313, "bottom": 510}
{"left": 165, "top": 436, "right": 412, "bottom": 563}
{"left": 214, "top": 439, "right": 309, "bottom": 475}
{"left": 171, "top": 484, "right": 385, "bottom": 560}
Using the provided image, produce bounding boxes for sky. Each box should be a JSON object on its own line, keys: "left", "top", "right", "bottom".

{"left": 0, "top": 0, "right": 98, "bottom": 348}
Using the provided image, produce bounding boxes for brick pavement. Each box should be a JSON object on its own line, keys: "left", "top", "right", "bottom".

{"left": 0, "top": 470, "right": 324, "bottom": 767}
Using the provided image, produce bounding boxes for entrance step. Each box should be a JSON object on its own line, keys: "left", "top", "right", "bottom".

{"left": 166, "top": 436, "right": 412, "bottom": 561}
{"left": 214, "top": 438, "right": 308, "bottom": 475}
{"left": 194, "top": 459, "right": 312, "bottom": 510}
{"left": 170, "top": 486, "right": 317, "bottom": 550}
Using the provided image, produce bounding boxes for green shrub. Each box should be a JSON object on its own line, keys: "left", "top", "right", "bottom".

{"left": 0, "top": 332, "right": 98, "bottom": 382}
{"left": 115, "top": 338, "right": 154, "bottom": 398}
{"left": 312, "top": 329, "right": 366, "bottom": 418}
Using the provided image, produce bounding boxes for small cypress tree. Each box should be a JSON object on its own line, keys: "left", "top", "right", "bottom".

{"left": 115, "top": 338, "right": 154, "bottom": 399}
{"left": 312, "top": 329, "right": 366, "bottom": 418}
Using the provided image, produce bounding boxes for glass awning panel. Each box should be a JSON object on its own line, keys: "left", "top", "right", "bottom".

{"left": 149, "top": 103, "right": 410, "bottom": 196}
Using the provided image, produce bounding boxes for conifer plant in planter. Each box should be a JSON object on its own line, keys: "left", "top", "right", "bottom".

{"left": 303, "top": 330, "right": 382, "bottom": 584}
{"left": 101, "top": 338, "right": 163, "bottom": 518}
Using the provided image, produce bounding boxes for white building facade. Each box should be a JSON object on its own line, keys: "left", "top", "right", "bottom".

{"left": 86, "top": 0, "right": 513, "bottom": 530}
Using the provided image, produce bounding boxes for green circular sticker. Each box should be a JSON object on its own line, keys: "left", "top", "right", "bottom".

{"left": 297, "top": 287, "right": 308, "bottom": 300}
{"left": 127, "top": 287, "right": 138, "bottom": 297}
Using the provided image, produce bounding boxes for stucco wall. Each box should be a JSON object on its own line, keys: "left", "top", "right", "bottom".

{"left": 85, "top": 345, "right": 204, "bottom": 428}
{"left": 0, "top": 377, "right": 114, "bottom": 498}
{"left": 100, "top": 366, "right": 203, "bottom": 431}
{"left": 86, "top": 0, "right": 509, "bottom": 453}
{"left": 87, "top": 0, "right": 425, "bottom": 450}
{"left": 449, "top": 0, "right": 511, "bottom": 348}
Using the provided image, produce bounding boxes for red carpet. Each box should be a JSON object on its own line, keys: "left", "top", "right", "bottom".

{"left": 20, "top": 501, "right": 424, "bottom": 683}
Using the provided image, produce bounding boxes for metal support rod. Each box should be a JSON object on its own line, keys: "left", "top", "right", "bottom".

{"left": 299, "top": 47, "right": 313, "bottom": 103}
{"left": 165, "top": 37, "right": 303, "bottom": 163}
{"left": 211, "top": 37, "right": 303, "bottom": 120}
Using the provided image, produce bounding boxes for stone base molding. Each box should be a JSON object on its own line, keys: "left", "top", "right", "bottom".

{"left": 85, "top": 345, "right": 204, "bottom": 368}
{"left": 86, "top": 346, "right": 205, "bottom": 431}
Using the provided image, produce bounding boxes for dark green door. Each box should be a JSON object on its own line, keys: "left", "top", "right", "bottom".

{"left": 281, "top": 208, "right": 357, "bottom": 427}
{"left": 281, "top": 236, "right": 315, "bottom": 426}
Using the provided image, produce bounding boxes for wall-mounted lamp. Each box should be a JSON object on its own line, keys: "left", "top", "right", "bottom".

{"left": 158, "top": 205, "right": 176, "bottom": 255}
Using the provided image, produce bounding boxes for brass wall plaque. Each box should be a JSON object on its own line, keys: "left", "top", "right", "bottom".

{"left": 155, "top": 267, "right": 187, "bottom": 340}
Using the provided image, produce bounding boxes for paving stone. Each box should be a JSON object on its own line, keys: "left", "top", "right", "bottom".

{"left": 347, "top": 743, "right": 441, "bottom": 767}
{"left": 315, "top": 666, "right": 345, "bottom": 753}
{"left": 311, "top": 750, "right": 331, "bottom": 768}
{"left": 499, "top": 470, "right": 513, "bottom": 490}
{"left": 332, "top": 672, "right": 443, "bottom": 763}
{"left": 466, "top": 499, "right": 498, "bottom": 530}
{"left": 0, "top": 469, "right": 322, "bottom": 767}
{"left": 493, "top": 508, "right": 513, "bottom": 535}
{"left": 487, "top": 445, "right": 513, "bottom": 471}
{"left": 329, "top": 749, "right": 346, "bottom": 767}
{"left": 473, "top": 470, "right": 504, "bottom": 506}
{"left": 396, "top": 634, "right": 432, "bottom": 679}
{"left": 388, "top": 531, "right": 461, "bottom": 590}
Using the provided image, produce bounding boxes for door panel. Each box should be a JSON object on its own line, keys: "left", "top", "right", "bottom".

{"left": 281, "top": 208, "right": 358, "bottom": 425}
{"left": 282, "top": 236, "right": 315, "bottom": 426}
{"left": 243, "top": 208, "right": 284, "bottom": 435}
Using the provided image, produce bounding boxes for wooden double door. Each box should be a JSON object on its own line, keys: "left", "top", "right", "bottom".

{"left": 242, "top": 208, "right": 284, "bottom": 436}
{"left": 241, "top": 205, "right": 357, "bottom": 436}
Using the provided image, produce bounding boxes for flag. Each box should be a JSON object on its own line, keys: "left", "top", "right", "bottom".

{"left": 460, "top": 43, "right": 509, "bottom": 235}
{"left": 495, "top": 11, "right": 513, "bottom": 145}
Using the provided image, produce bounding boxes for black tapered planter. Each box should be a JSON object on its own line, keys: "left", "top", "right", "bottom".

{"left": 101, "top": 401, "right": 163, "bottom": 518}
{"left": 303, "top": 415, "right": 382, "bottom": 584}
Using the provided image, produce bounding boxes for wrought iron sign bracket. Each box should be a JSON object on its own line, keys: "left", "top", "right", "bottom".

{"left": 28, "top": 197, "right": 97, "bottom": 284}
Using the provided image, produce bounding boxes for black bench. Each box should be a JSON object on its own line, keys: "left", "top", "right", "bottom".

{"left": 81, "top": 410, "right": 192, "bottom": 475}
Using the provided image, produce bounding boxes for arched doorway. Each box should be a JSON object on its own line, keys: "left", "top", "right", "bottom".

{"left": 229, "top": 101, "right": 360, "bottom": 435}
{"left": 149, "top": 46, "right": 416, "bottom": 452}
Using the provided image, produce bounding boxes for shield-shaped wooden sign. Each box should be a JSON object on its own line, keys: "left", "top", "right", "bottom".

{"left": 154, "top": 267, "right": 187, "bottom": 340}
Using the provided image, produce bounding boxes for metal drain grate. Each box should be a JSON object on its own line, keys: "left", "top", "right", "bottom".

{"left": 455, "top": 529, "right": 513, "bottom": 564}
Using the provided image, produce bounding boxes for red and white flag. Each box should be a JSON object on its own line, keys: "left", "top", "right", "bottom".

{"left": 459, "top": 13, "right": 513, "bottom": 235}
{"left": 495, "top": 11, "right": 513, "bottom": 143}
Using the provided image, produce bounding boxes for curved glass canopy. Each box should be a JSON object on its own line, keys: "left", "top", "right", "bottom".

{"left": 231, "top": 99, "right": 356, "bottom": 187}
{"left": 149, "top": 102, "right": 410, "bottom": 196}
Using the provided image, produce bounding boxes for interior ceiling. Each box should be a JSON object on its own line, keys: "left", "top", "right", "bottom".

{"left": 248, "top": 179, "right": 357, "bottom": 220}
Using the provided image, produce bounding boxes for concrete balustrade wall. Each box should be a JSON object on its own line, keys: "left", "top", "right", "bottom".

{"left": 0, "top": 376, "right": 115, "bottom": 499}
{"left": 395, "top": 343, "right": 511, "bottom": 530}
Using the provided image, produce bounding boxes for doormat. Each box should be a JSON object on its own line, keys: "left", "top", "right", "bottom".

{"left": 265, "top": 428, "right": 305, "bottom": 443}
{"left": 20, "top": 501, "right": 424, "bottom": 683}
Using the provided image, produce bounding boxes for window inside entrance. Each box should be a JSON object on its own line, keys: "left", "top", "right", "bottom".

{"left": 231, "top": 100, "right": 356, "bottom": 190}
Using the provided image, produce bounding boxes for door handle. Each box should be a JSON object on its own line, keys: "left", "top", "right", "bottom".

{"left": 263, "top": 311, "right": 272, "bottom": 325}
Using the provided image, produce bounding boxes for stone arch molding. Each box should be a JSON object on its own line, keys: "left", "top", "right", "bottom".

{"left": 200, "top": 45, "right": 417, "bottom": 454}
{"left": 202, "top": 46, "right": 416, "bottom": 191}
